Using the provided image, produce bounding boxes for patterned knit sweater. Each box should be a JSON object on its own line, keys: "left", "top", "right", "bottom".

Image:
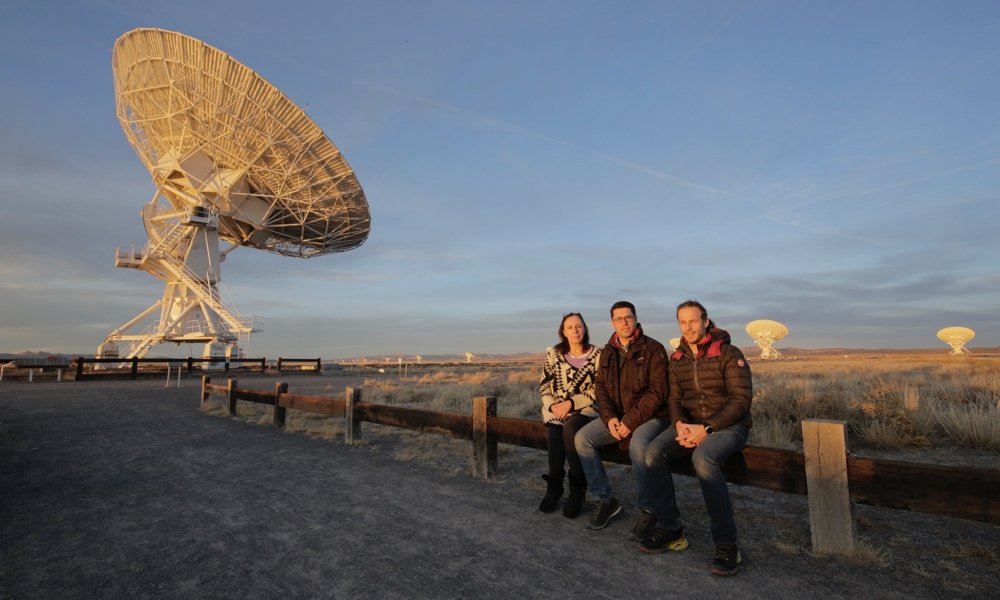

{"left": 539, "top": 346, "right": 601, "bottom": 424}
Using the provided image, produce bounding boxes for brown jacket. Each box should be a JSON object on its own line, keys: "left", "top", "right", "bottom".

{"left": 595, "top": 327, "right": 669, "bottom": 431}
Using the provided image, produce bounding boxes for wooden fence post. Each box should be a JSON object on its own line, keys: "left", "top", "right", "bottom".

{"left": 802, "top": 419, "right": 855, "bottom": 555}
{"left": 472, "top": 396, "right": 498, "bottom": 479}
{"left": 76, "top": 357, "right": 84, "bottom": 379}
{"left": 201, "top": 376, "right": 211, "bottom": 407}
{"left": 344, "top": 387, "right": 361, "bottom": 444}
{"left": 315, "top": 358, "right": 322, "bottom": 372}
{"left": 273, "top": 382, "right": 288, "bottom": 428}
{"left": 226, "top": 378, "right": 238, "bottom": 416}
{"left": 277, "top": 357, "right": 283, "bottom": 375}
{"left": 130, "top": 358, "right": 139, "bottom": 380}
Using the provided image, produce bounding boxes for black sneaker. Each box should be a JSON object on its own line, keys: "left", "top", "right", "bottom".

{"left": 638, "top": 527, "right": 689, "bottom": 554}
{"left": 630, "top": 510, "right": 657, "bottom": 541}
{"left": 711, "top": 544, "right": 742, "bottom": 576}
{"left": 587, "top": 497, "right": 622, "bottom": 530}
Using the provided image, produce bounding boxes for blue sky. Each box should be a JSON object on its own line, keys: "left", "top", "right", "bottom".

{"left": 1, "top": 1, "right": 998, "bottom": 358}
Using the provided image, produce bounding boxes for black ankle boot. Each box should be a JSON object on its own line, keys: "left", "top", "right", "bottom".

{"left": 562, "top": 475, "right": 587, "bottom": 519}
{"left": 538, "top": 473, "right": 564, "bottom": 513}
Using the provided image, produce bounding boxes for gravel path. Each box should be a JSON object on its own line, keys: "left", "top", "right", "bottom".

{"left": 1, "top": 377, "right": 997, "bottom": 599}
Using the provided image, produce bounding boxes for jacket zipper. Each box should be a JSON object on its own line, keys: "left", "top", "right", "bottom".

{"left": 691, "top": 353, "right": 705, "bottom": 419}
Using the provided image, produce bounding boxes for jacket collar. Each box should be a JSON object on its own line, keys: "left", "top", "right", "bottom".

{"left": 610, "top": 323, "right": 643, "bottom": 350}
{"left": 671, "top": 327, "right": 729, "bottom": 360}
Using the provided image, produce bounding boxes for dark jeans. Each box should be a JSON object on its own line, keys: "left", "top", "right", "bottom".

{"left": 546, "top": 414, "right": 593, "bottom": 484}
{"left": 644, "top": 423, "right": 749, "bottom": 545}
{"left": 575, "top": 417, "right": 669, "bottom": 506}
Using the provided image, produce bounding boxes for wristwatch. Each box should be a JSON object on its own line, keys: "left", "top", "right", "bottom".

{"left": 704, "top": 425, "right": 714, "bottom": 435}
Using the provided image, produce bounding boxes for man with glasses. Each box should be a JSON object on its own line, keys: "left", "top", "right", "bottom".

{"left": 575, "top": 300, "right": 669, "bottom": 539}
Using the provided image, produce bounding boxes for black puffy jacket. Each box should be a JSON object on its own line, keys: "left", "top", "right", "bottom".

{"left": 668, "top": 328, "right": 753, "bottom": 431}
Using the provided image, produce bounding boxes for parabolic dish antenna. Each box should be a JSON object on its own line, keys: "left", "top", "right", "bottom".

{"left": 745, "top": 319, "right": 788, "bottom": 359}
{"left": 936, "top": 327, "right": 975, "bottom": 355}
{"left": 98, "top": 28, "right": 370, "bottom": 361}
{"left": 668, "top": 337, "right": 681, "bottom": 351}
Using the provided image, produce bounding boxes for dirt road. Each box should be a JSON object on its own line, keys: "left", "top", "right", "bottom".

{"left": 1, "top": 377, "right": 996, "bottom": 599}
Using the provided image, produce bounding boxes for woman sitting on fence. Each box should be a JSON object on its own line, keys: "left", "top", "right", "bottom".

{"left": 538, "top": 312, "right": 601, "bottom": 517}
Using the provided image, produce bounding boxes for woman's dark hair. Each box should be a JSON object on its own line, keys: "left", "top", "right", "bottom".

{"left": 555, "top": 312, "right": 591, "bottom": 354}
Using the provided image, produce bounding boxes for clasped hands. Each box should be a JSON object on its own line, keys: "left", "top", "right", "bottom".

{"left": 606, "top": 417, "right": 632, "bottom": 441}
{"left": 675, "top": 421, "right": 708, "bottom": 448}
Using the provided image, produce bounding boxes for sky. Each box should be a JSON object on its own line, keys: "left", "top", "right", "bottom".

{"left": 1, "top": 1, "right": 999, "bottom": 359}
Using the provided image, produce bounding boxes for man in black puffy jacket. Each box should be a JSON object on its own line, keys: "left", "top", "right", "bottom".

{"left": 637, "top": 300, "right": 752, "bottom": 577}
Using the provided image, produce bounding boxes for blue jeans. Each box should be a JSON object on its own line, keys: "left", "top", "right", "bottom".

{"left": 644, "top": 423, "right": 749, "bottom": 545}
{"left": 574, "top": 417, "right": 668, "bottom": 509}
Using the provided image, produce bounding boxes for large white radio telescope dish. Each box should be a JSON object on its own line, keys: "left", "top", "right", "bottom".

{"left": 745, "top": 319, "right": 788, "bottom": 359}
{"left": 98, "top": 28, "right": 370, "bottom": 362}
{"left": 936, "top": 327, "right": 975, "bottom": 355}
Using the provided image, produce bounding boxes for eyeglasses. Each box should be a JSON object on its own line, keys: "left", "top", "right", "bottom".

{"left": 612, "top": 315, "right": 636, "bottom": 324}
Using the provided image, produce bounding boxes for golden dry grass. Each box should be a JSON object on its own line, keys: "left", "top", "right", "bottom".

{"left": 750, "top": 356, "right": 1000, "bottom": 451}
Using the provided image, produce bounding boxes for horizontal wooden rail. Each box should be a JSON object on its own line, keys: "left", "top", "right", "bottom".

{"left": 235, "top": 388, "right": 277, "bottom": 405}
{"left": 72, "top": 357, "right": 325, "bottom": 381}
{"left": 276, "top": 358, "right": 322, "bottom": 374}
{"left": 845, "top": 454, "right": 996, "bottom": 522}
{"left": 202, "top": 378, "right": 999, "bottom": 526}
{"left": 356, "top": 402, "right": 473, "bottom": 439}
{"left": 279, "top": 392, "right": 345, "bottom": 417}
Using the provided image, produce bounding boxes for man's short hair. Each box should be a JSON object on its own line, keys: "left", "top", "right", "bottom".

{"left": 610, "top": 300, "right": 636, "bottom": 317}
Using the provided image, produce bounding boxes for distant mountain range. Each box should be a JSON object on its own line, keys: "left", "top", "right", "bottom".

{"left": 0, "top": 351, "right": 77, "bottom": 361}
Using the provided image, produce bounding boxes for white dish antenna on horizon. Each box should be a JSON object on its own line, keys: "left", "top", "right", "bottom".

{"left": 668, "top": 337, "right": 681, "bottom": 350}
{"left": 98, "top": 28, "right": 370, "bottom": 362}
{"left": 465, "top": 352, "right": 474, "bottom": 363}
{"left": 936, "top": 327, "right": 975, "bottom": 355}
{"left": 745, "top": 319, "right": 788, "bottom": 359}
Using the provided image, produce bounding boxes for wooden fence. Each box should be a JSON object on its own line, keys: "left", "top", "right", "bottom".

{"left": 201, "top": 377, "right": 1000, "bottom": 554}
{"left": 70, "top": 357, "right": 323, "bottom": 380}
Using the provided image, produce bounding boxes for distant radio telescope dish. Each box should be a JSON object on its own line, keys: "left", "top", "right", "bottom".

{"left": 936, "top": 327, "right": 975, "bottom": 355}
{"left": 98, "top": 28, "right": 370, "bottom": 362}
{"left": 745, "top": 319, "right": 788, "bottom": 359}
{"left": 668, "top": 338, "right": 681, "bottom": 351}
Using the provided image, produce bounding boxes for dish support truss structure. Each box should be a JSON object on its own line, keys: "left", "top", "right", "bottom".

{"left": 751, "top": 334, "right": 782, "bottom": 359}
{"left": 942, "top": 339, "right": 973, "bottom": 355}
{"left": 98, "top": 193, "right": 261, "bottom": 362}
